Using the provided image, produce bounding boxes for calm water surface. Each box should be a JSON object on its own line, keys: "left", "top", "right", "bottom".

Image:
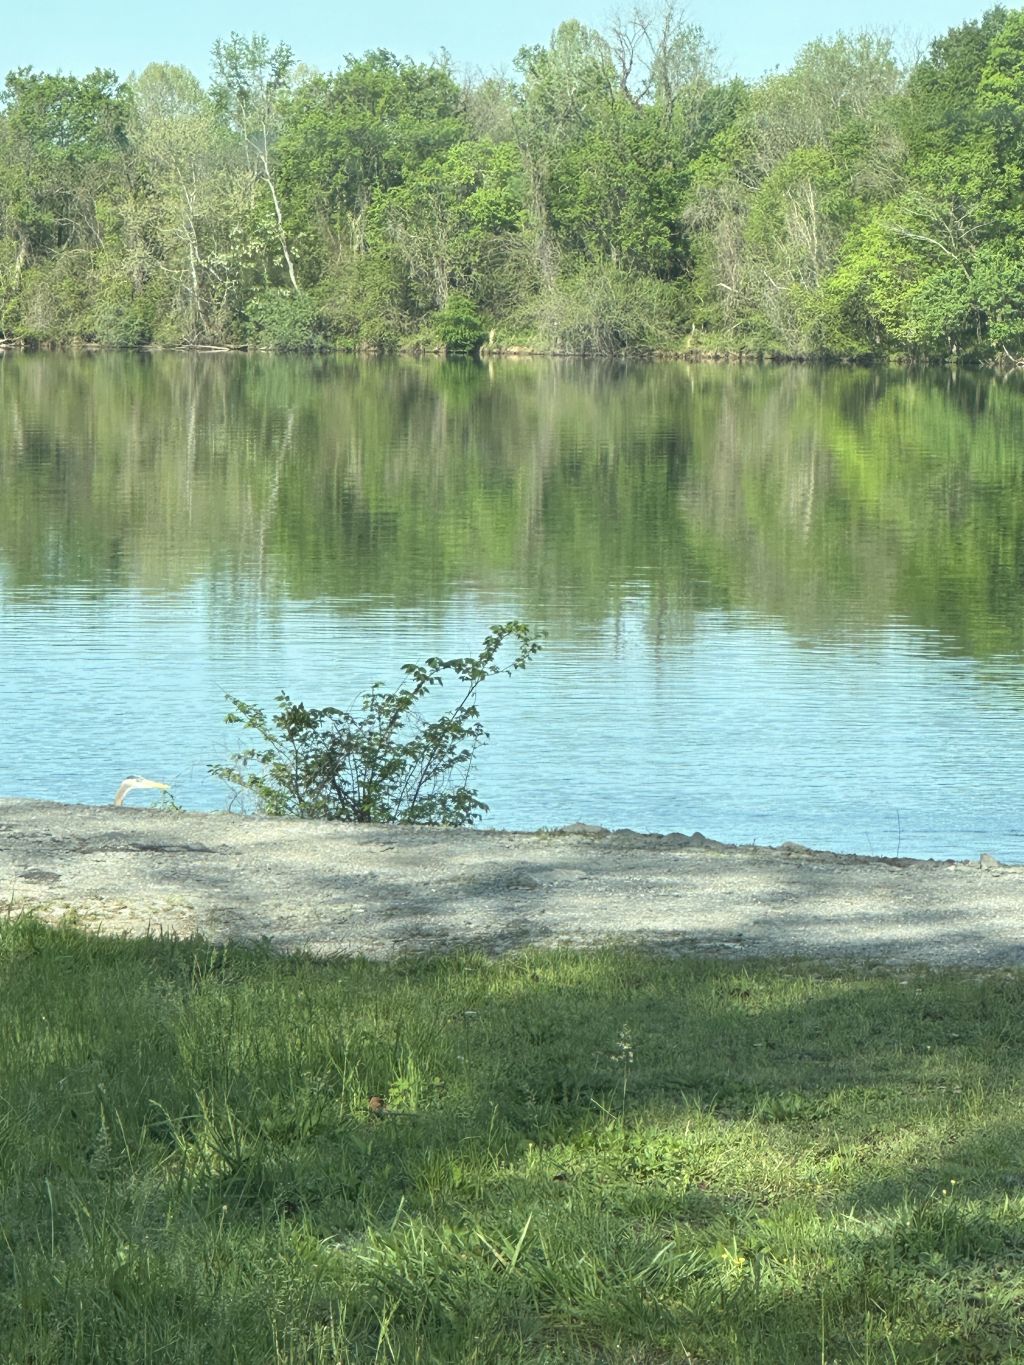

{"left": 3, "top": 353, "right": 1024, "bottom": 862}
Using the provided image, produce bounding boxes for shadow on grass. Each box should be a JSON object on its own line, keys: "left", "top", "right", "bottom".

{"left": 2, "top": 916, "right": 1023, "bottom": 1362}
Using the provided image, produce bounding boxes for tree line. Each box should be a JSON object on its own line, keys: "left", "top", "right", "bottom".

{"left": 1, "top": 5, "right": 1023, "bottom": 362}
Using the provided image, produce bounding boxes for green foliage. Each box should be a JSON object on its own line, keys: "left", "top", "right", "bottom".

{"left": 0, "top": 11, "right": 1022, "bottom": 359}
{"left": 245, "top": 287, "right": 333, "bottom": 351}
{"left": 514, "top": 17, "right": 713, "bottom": 283}
{"left": 210, "top": 33, "right": 301, "bottom": 297}
{"left": 13, "top": 252, "right": 95, "bottom": 341}
{"left": 431, "top": 292, "right": 485, "bottom": 354}
{"left": 0, "top": 67, "right": 131, "bottom": 255}
{"left": 824, "top": 8, "right": 1024, "bottom": 362}
{"left": 902, "top": 7, "right": 1010, "bottom": 157}
{"left": 545, "top": 108, "right": 689, "bottom": 277}
{"left": 126, "top": 62, "right": 246, "bottom": 345}
{"left": 533, "top": 263, "right": 681, "bottom": 354}
{"left": 319, "top": 249, "right": 409, "bottom": 349}
{"left": 275, "top": 49, "right": 466, "bottom": 274}
{"left": 87, "top": 276, "right": 156, "bottom": 346}
{"left": 365, "top": 139, "right": 528, "bottom": 326}
{"left": 211, "top": 622, "right": 541, "bottom": 823}
{"left": 686, "top": 32, "right": 905, "bottom": 352}
{"left": 971, "top": 241, "right": 1024, "bottom": 357}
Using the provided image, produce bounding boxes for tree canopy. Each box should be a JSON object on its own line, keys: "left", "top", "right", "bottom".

{"left": 0, "top": 6, "right": 1022, "bottom": 362}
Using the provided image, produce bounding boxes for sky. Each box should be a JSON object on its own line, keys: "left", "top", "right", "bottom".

{"left": 0, "top": 0, "right": 1003, "bottom": 85}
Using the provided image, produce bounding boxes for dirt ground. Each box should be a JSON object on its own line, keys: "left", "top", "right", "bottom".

{"left": 2, "top": 798, "right": 1022, "bottom": 967}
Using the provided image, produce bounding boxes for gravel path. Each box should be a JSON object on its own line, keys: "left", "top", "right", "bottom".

{"left": 2, "top": 799, "right": 1023, "bottom": 967}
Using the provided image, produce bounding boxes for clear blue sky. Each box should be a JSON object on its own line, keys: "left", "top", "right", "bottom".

{"left": 0, "top": 0, "right": 1003, "bottom": 84}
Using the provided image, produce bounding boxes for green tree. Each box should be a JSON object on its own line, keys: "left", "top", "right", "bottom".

{"left": 275, "top": 51, "right": 465, "bottom": 273}
{"left": 129, "top": 63, "right": 244, "bottom": 343}
{"left": 211, "top": 33, "right": 300, "bottom": 293}
{"left": 0, "top": 68, "right": 133, "bottom": 338}
{"left": 513, "top": 10, "right": 725, "bottom": 348}
{"left": 0, "top": 67, "right": 131, "bottom": 254}
{"left": 688, "top": 32, "right": 904, "bottom": 351}
{"left": 371, "top": 139, "right": 527, "bottom": 316}
{"left": 901, "top": 6, "right": 1009, "bottom": 158}
{"left": 830, "top": 8, "right": 1024, "bottom": 361}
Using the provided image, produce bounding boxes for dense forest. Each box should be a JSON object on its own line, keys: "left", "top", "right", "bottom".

{"left": 1, "top": 5, "right": 1023, "bottom": 361}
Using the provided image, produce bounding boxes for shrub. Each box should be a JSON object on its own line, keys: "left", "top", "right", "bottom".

{"left": 14, "top": 255, "right": 95, "bottom": 342}
{"left": 211, "top": 621, "right": 541, "bottom": 824}
{"left": 532, "top": 263, "right": 680, "bottom": 355}
{"left": 245, "top": 287, "right": 334, "bottom": 352}
{"left": 432, "top": 293, "right": 486, "bottom": 354}
{"left": 321, "top": 249, "right": 410, "bottom": 351}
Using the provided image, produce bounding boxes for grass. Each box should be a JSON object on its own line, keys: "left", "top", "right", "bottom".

{"left": 2, "top": 916, "right": 1024, "bottom": 1363}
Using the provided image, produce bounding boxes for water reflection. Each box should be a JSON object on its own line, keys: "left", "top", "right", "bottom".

{"left": 2, "top": 354, "right": 1023, "bottom": 860}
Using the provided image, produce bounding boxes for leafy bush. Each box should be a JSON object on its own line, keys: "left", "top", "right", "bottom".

{"left": 245, "top": 287, "right": 334, "bottom": 352}
{"left": 211, "top": 621, "right": 541, "bottom": 824}
{"left": 14, "top": 255, "right": 95, "bottom": 342}
{"left": 318, "top": 249, "right": 412, "bottom": 351}
{"left": 532, "top": 264, "right": 680, "bottom": 355}
{"left": 87, "top": 269, "right": 167, "bottom": 346}
{"left": 432, "top": 293, "right": 486, "bottom": 354}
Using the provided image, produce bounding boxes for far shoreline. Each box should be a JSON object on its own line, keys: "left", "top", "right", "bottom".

{"left": 2, "top": 336, "right": 1018, "bottom": 371}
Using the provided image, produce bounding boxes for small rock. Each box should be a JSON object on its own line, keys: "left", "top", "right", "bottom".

{"left": 685, "top": 832, "right": 727, "bottom": 851}
{"left": 979, "top": 852, "right": 1002, "bottom": 869}
{"left": 609, "top": 834, "right": 656, "bottom": 851}
{"left": 780, "top": 842, "right": 812, "bottom": 856}
{"left": 558, "top": 822, "right": 609, "bottom": 836}
{"left": 662, "top": 833, "right": 694, "bottom": 848}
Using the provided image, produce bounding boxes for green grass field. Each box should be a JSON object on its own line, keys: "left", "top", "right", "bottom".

{"left": 2, "top": 915, "right": 1023, "bottom": 1363}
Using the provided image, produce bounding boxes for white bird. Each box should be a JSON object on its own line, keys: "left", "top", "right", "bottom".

{"left": 114, "top": 777, "right": 171, "bottom": 807}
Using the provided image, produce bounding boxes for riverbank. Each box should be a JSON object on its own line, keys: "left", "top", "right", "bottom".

{"left": 0, "top": 337, "right": 993, "bottom": 366}
{"left": 3, "top": 798, "right": 1022, "bottom": 966}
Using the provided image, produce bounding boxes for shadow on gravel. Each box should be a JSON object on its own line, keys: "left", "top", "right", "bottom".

{"left": 3, "top": 801, "right": 1022, "bottom": 967}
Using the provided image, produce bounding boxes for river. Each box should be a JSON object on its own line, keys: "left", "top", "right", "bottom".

{"left": 2, "top": 352, "right": 1023, "bottom": 861}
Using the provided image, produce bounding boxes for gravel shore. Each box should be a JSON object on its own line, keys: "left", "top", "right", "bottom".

{"left": 2, "top": 798, "right": 1022, "bottom": 967}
